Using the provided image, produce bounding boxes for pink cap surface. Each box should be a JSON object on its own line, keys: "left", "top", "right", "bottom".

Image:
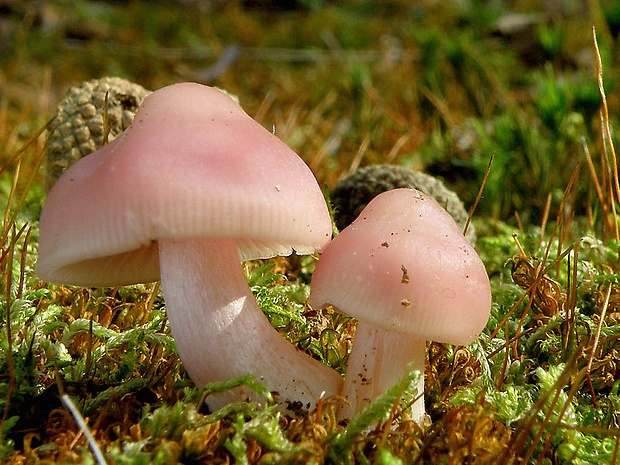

{"left": 37, "top": 83, "right": 332, "bottom": 287}
{"left": 309, "top": 188, "right": 491, "bottom": 345}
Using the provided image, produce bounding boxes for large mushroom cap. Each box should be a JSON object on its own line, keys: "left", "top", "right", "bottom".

{"left": 36, "top": 83, "right": 332, "bottom": 287}
{"left": 309, "top": 188, "right": 491, "bottom": 345}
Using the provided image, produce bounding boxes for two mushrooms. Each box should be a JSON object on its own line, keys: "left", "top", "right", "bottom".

{"left": 36, "top": 83, "right": 491, "bottom": 423}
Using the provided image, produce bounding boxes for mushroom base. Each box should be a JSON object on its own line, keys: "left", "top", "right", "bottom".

{"left": 339, "top": 320, "right": 426, "bottom": 424}
{"left": 158, "top": 237, "right": 343, "bottom": 411}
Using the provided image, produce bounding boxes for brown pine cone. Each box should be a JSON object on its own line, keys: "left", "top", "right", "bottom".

{"left": 45, "top": 77, "right": 151, "bottom": 189}
{"left": 331, "top": 164, "right": 477, "bottom": 244}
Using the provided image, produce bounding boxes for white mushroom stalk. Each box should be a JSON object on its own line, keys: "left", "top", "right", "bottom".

{"left": 340, "top": 321, "right": 426, "bottom": 422}
{"left": 159, "top": 238, "right": 342, "bottom": 409}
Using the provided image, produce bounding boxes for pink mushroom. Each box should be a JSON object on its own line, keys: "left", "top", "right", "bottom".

{"left": 309, "top": 188, "right": 491, "bottom": 423}
{"left": 36, "top": 83, "right": 342, "bottom": 410}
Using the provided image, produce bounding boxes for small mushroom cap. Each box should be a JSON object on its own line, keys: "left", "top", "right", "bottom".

{"left": 36, "top": 83, "right": 332, "bottom": 287}
{"left": 309, "top": 188, "right": 491, "bottom": 345}
{"left": 330, "top": 164, "right": 476, "bottom": 244}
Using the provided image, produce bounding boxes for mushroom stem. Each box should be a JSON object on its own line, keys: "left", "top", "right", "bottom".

{"left": 158, "top": 237, "right": 342, "bottom": 410}
{"left": 340, "top": 320, "right": 426, "bottom": 423}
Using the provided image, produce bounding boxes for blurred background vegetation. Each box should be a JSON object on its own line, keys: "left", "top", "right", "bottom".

{"left": 2, "top": 0, "right": 618, "bottom": 224}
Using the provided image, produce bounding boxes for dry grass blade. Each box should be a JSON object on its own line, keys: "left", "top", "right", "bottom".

{"left": 593, "top": 27, "right": 620, "bottom": 203}
{"left": 586, "top": 282, "right": 612, "bottom": 407}
{"left": 347, "top": 135, "right": 369, "bottom": 175}
{"left": 16, "top": 226, "right": 32, "bottom": 301}
{"left": 464, "top": 151, "right": 494, "bottom": 239}
{"left": 0, "top": 120, "right": 49, "bottom": 181}
{"left": 492, "top": 163, "right": 582, "bottom": 353}
{"left": 544, "top": 162, "right": 581, "bottom": 270}
{"left": 582, "top": 136, "right": 614, "bottom": 235}
{"left": 1, "top": 228, "right": 17, "bottom": 432}
{"left": 538, "top": 193, "right": 552, "bottom": 249}
{"left": 0, "top": 131, "right": 48, "bottom": 250}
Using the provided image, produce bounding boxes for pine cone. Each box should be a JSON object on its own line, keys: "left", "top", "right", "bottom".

{"left": 331, "top": 164, "right": 476, "bottom": 244}
{"left": 45, "top": 77, "right": 151, "bottom": 189}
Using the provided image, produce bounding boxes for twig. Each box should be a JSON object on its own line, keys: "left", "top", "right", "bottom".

{"left": 61, "top": 394, "right": 108, "bottom": 465}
